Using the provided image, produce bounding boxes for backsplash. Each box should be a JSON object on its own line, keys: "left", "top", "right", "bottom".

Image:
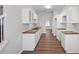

{"left": 22, "top": 23, "right": 39, "bottom": 31}
{"left": 22, "top": 24, "right": 30, "bottom": 31}
{"left": 32, "top": 23, "right": 38, "bottom": 28}
{"left": 66, "top": 23, "right": 73, "bottom": 31}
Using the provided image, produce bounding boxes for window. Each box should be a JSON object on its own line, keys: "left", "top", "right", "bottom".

{"left": 45, "top": 20, "right": 50, "bottom": 26}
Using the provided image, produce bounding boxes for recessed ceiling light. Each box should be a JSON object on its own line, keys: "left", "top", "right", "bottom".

{"left": 45, "top": 5, "right": 51, "bottom": 9}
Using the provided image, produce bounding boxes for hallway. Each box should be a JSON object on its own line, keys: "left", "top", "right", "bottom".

{"left": 22, "top": 29, "right": 65, "bottom": 54}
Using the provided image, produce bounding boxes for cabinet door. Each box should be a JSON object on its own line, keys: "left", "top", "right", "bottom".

{"left": 22, "top": 9, "right": 30, "bottom": 23}
{"left": 33, "top": 13, "right": 38, "bottom": 23}
{"left": 61, "top": 33, "right": 65, "bottom": 48}
{"left": 67, "top": 8, "right": 72, "bottom": 23}
{"left": 68, "top": 7, "right": 79, "bottom": 23}
{"left": 35, "top": 32, "right": 38, "bottom": 45}
{"left": 71, "top": 7, "right": 79, "bottom": 23}
{"left": 23, "top": 34, "right": 36, "bottom": 50}
{"left": 57, "top": 30, "right": 60, "bottom": 41}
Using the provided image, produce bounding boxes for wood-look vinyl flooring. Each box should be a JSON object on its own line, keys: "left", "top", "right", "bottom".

{"left": 35, "top": 29, "right": 65, "bottom": 54}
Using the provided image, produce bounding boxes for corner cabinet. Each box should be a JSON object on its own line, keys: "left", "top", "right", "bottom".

{"left": 22, "top": 8, "right": 31, "bottom": 23}
{"left": 67, "top": 6, "right": 79, "bottom": 23}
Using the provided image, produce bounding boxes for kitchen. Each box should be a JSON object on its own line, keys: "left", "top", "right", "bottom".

{"left": 22, "top": 5, "right": 79, "bottom": 53}
{"left": 0, "top": 5, "right": 79, "bottom": 54}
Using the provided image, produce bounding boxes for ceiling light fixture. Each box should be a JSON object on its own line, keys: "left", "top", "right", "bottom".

{"left": 45, "top": 5, "right": 51, "bottom": 9}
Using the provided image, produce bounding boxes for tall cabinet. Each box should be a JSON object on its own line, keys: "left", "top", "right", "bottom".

{"left": 67, "top": 6, "right": 79, "bottom": 23}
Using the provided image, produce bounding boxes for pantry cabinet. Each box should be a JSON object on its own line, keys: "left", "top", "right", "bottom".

{"left": 67, "top": 6, "right": 79, "bottom": 23}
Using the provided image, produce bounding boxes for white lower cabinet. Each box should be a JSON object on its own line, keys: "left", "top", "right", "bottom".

{"left": 57, "top": 30, "right": 66, "bottom": 42}
{"left": 60, "top": 32, "right": 79, "bottom": 53}
{"left": 23, "top": 34, "right": 36, "bottom": 51}
{"left": 57, "top": 30, "right": 61, "bottom": 41}
{"left": 23, "top": 29, "right": 42, "bottom": 51}
{"left": 64, "top": 35, "right": 79, "bottom": 53}
{"left": 61, "top": 32, "right": 66, "bottom": 48}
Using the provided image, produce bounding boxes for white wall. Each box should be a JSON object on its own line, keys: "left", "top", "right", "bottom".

{"left": 38, "top": 12, "right": 53, "bottom": 33}
{"left": 1, "top": 5, "right": 23, "bottom": 54}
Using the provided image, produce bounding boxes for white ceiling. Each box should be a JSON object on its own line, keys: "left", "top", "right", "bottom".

{"left": 30, "top": 5, "right": 65, "bottom": 13}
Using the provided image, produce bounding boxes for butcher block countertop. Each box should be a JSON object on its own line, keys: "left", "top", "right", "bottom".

{"left": 61, "top": 31, "right": 79, "bottom": 34}
{"left": 58, "top": 28, "right": 66, "bottom": 30}
{"left": 23, "top": 27, "right": 41, "bottom": 34}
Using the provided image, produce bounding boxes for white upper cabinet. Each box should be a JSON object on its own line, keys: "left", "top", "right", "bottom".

{"left": 34, "top": 13, "right": 38, "bottom": 20}
{"left": 33, "top": 13, "right": 38, "bottom": 23}
{"left": 58, "top": 6, "right": 79, "bottom": 23}
{"left": 22, "top": 8, "right": 31, "bottom": 23}
{"left": 67, "top": 6, "right": 79, "bottom": 23}
{"left": 22, "top": 8, "right": 38, "bottom": 24}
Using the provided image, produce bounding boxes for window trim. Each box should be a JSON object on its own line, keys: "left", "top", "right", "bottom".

{"left": 0, "top": 14, "right": 8, "bottom": 52}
